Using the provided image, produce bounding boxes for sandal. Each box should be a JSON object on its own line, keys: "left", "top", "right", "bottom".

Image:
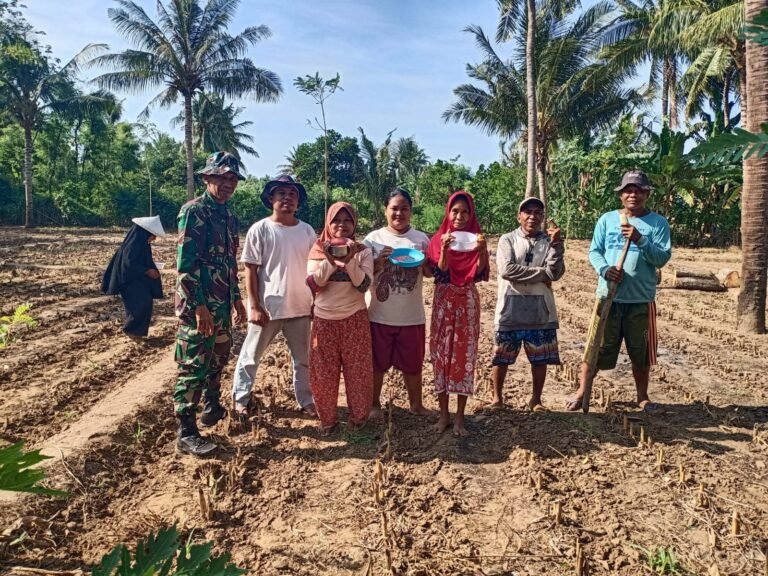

{"left": 475, "top": 402, "right": 505, "bottom": 414}
{"left": 639, "top": 400, "right": 662, "bottom": 414}
{"left": 301, "top": 403, "right": 318, "bottom": 418}
{"left": 527, "top": 401, "right": 549, "bottom": 413}
{"left": 234, "top": 404, "right": 250, "bottom": 426}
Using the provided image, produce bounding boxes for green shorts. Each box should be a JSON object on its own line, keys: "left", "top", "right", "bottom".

{"left": 597, "top": 302, "right": 656, "bottom": 370}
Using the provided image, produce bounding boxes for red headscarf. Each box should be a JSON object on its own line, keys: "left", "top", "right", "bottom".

{"left": 308, "top": 201, "right": 359, "bottom": 260}
{"left": 426, "top": 191, "right": 485, "bottom": 286}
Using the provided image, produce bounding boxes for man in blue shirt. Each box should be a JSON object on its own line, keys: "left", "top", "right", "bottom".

{"left": 567, "top": 170, "right": 672, "bottom": 413}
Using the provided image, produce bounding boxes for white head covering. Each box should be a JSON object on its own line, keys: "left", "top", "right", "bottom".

{"left": 131, "top": 215, "right": 166, "bottom": 237}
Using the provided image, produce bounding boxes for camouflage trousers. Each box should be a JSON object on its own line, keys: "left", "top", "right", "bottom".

{"left": 173, "top": 311, "right": 232, "bottom": 416}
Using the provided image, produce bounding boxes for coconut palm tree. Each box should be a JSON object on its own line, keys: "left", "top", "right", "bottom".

{"left": 171, "top": 92, "right": 257, "bottom": 159}
{"left": 445, "top": 1, "right": 639, "bottom": 210}
{"left": 497, "top": 0, "right": 539, "bottom": 197}
{"left": 653, "top": 0, "right": 746, "bottom": 123}
{"left": 601, "top": 0, "right": 687, "bottom": 128}
{"left": 358, "top": 127, "right": 397, "bottom": 225}
{"left": 0, "top": 35, "right": 113, "bottom": 227}
{"left": 392, "top": 136, "right": 429, "bottom": 194}
{"left": 89, "top": 0, "right": 281, "bottom": 199}
{"left": 737, "top": 1, "right": 768, "bottom": 333}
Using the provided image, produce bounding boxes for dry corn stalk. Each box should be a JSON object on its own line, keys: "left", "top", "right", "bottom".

{"left": 575, "top": 539, "right": 586, "bottom": 576}
{"left": 679, "top": 463, "right": 686, "bottom": 484}
{"left": 552, "top": 501, "right": 562, "bottom": 525}
{"left": 198, "top": 486, "right": 212, "bottom": 521}
{"left": 731, "top": 510, "right": 740, "bottom": 536}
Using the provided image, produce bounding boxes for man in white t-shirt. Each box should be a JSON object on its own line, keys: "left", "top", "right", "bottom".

{"left": 231, "top": 175, "right": 317, "bottom": 419}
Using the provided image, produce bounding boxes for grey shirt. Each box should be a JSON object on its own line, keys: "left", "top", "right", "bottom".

{"left": 494, "top": 228, "right": 565, "bottom": 330}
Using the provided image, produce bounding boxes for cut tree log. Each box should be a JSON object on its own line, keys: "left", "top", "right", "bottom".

{"left": 673, "top": 268, "right": 719, "bottom": 282}
{"left": 716, "top": 268, "right": 741, "bottom": 288}
{"left": 672, "top": 276, "right": 727, "bottom": 292}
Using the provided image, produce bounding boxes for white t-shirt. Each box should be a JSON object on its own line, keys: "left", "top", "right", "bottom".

{"left": 240, "top": 218, "right": 316, "bottom": 320}
{"left": 363, "top": 226, "right": 429, "bottom": 326}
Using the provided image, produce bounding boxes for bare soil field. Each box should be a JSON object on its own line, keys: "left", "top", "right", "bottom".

{"left": 1, "top": 227, "right": 766, "bottom": 576}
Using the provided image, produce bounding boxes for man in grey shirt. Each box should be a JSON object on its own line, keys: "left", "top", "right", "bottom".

{"left": 491, "top": 197, "right": 565, "bottom": 411}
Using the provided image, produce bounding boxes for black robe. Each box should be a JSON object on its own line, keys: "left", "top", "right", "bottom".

{"left": 102, "top": 224, "right": 163, "bottom": 336}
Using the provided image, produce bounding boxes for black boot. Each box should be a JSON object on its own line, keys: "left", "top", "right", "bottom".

{"left": 176, "top": 412, "right": 217, "bottom": 457}
{"left": 200, "top": 396, "right": 227, "bottom": 427}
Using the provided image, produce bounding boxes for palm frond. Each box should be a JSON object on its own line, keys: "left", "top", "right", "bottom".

{"left": 688, "top": 125, "right": 768, "bottom": 165}
{"left": 464, "top": 24, "right": 509, "bottom": 72}
{"left": 496, "top": 0, "right": 523, "bottom": 42}
{"left": 683, "top": 1, "right": 743, "bottom": 46}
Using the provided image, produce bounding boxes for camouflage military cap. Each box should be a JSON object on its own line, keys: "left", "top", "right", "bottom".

{"left": 196, "top": 152, "right": 246, "bottom": 181}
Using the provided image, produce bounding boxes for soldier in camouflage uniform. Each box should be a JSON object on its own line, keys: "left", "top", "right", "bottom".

{"left": 174, "top": 152, "right": 247, "bottom": 457}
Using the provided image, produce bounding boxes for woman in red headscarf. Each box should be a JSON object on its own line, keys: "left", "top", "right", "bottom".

{"left": 307, "top": 202, "right": 374, "bottom": 435}
{"left": 426, "top": 191, "right": 489, "bottom": 436}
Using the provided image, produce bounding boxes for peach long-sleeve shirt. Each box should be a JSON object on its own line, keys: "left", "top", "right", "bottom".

{"left": 307, "top": 247, "right": 374, "bottom": 320}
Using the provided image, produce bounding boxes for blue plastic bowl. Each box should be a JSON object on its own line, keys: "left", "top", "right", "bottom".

{"left": 388, "top": 247, "right": 425, "bottom": 268}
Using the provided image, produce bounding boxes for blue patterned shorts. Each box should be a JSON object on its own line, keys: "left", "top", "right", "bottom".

{"left": 492, "top": 329, "right": 560, "bottom": 366}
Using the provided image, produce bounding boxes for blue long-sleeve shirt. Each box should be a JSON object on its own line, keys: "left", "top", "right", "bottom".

{"left": 589, "top": 210, "right": 671, "bottom": 303}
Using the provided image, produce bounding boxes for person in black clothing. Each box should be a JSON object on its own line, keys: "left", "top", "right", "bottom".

{"left": 102, "top": 216, "right": 166, "bottom": 339}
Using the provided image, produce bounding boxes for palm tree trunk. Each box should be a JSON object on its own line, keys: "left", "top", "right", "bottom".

{"left": 723, "top": 72, "right": 731, "bottom": 130}
{"left": 23, "top": 122, "right": 34, "bottom": 228}
{"left": 537, "top": 159, "right": 548, "bottom": 221}
{"left": 735, "top": 42, "right": 747, "bottom": 122}
{"left": 184, "top": 93, "right": 196, "bottom": 200}
{"left": 668, "top": 59, "right": 678, "bottom": 129}
{"left": 737, "top": 0, "right": 768, "bottom": 334}
{"left": 525, "top": 0, "right": 538, "bottom": 199}
{"left": 661, "top": 57, "right": 670, "bottom": 126}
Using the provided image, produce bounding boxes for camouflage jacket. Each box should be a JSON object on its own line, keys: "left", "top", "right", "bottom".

{"left": 175, "top": 192, "right": 241, "bottom": 323}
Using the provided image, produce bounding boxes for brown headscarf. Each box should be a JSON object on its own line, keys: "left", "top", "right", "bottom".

{"left": 308, "top": 201, "right": 360, "bottom": 260}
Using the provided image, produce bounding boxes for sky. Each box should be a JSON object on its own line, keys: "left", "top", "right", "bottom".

{"left": 24, "top": 0, "right": 519, "bottom": 178}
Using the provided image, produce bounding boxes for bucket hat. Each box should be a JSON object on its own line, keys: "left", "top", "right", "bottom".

{"left": 196, "top": 151, "right": 246, "bottom": 181}
{"left": 260, "top": 175, "right": 307, "bottom": 209}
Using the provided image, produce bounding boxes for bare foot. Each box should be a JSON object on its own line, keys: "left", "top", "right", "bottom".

{"left": 453, "top": 423, "right": 469, "bottom": 437}
{"left": 434, "top": 416, "right": 451, "bottom": 434}
{"left": 409, "top": 405, "right": 431, "bottom": 417}
{"left": 565, "top": 397, "right": 582, "bottom": 412}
